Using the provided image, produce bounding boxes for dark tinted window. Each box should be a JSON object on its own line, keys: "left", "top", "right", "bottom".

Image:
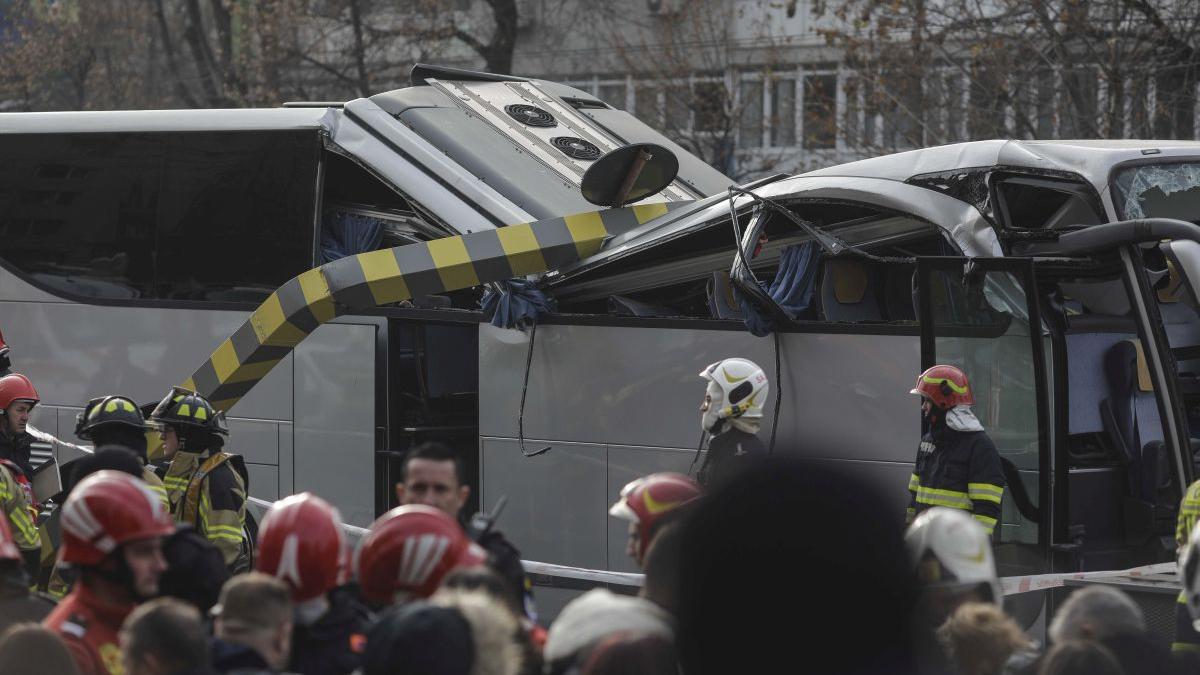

{"left": 0, "top": 131, "right": 319, "bottom": 302}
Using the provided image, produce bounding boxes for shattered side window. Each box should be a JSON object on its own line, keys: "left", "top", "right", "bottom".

{"left": 1113, "top": 162, "right": 1200, "bottom": 221}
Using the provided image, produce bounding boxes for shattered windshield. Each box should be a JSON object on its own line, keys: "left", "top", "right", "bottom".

{"left": 1113, "top": 161, "right": 1200, "bottom": 221}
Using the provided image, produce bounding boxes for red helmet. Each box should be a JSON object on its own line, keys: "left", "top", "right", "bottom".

{"left": 60, "top": 470, "right": 174, "bottom": 566}
{"left": 0, "top": 512, "right": 21, "bottom": 563}
{"left": 256, "top": 492, "right": 346, "bottom": 602}
{"left": 910, "top": 365, "right": 975, "bottom": 409}
{"left": 354, "top": 505, "right": 487, "bottom": 605}
{"left": 609, "top": 473, "right": 701, "bottom": 558}
{"left": 0, "top": 373, "right": 38, "bottom": 412}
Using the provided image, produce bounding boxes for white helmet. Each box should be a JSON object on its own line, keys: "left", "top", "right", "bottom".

{"left": 1180, "top": 523, "right": 1200, "bottom": 631}
{"left": 905, "top": 507, "right": 1001, "bottom": 606}
{"left": 699, "top": 358, "right": 769, "bottom": 434}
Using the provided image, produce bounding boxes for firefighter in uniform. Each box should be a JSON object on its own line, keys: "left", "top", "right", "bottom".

{"left": 696, "top": 358, "right": 769, "bottom": 489}
{"left": 75, "top": 395, "right": 169, "bottom": 509}
{"left": 256, "top": 492, "right": 372, "bottom": 675}
{"left": 150, "top": 388, "right": 250, "bottom": 572}
{"left": 609, "top": 472, "right": 701, "bottom": 568}
{"left": 44, "top": 471, "right": 173, "bottom": 675}
{"left": 906, "top": 365, "right": 1006, "bottom": 536}
{"left": 0, "top": 373, "right": 44, "bottom": 576}
{"left": 1173, "top": 479, "right": 1200, "bottom": 654}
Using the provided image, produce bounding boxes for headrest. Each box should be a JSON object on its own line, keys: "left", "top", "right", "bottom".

{"left": 828, "top": 259, "right": 869, "bottom": 304}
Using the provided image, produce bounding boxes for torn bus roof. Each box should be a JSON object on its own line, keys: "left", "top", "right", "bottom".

{"left": 182, "top": 201, "right": 691, "bottom": 411}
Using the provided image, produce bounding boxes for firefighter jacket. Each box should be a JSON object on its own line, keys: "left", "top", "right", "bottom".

{"left": 698, "top": 428, "right": 766, "bottom": 490}
{"left": 1173, "top": 480, "right": 1200, "bottom": 655}
{"left": 907, "top": 426, "right": 1006, "bottom": 535}
{"left": 43, "top": 582, "right": 134, "bottom": 675}
{"left": 163, "top": 449, "right": 248, "bottom": 570}
{"left": 0, "top": 460, "right": 41, "bottom": 577}
{"left": 141, "top": 466, "right": 168, "bottom": 511}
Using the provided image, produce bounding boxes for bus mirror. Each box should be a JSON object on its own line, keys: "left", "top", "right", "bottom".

{"left": 1162, "top": 239, "right": 1200, "bottom": 310}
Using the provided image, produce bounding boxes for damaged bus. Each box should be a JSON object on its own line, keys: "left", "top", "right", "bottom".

{"left": 5, "top": 64, "right": 1200, "bottom": 626}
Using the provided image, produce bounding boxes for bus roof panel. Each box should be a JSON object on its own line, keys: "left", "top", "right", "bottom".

{"left": 0, "top": 108, "right": 339, "bottom": 134}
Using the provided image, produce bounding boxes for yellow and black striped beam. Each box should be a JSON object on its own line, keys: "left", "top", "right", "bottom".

{"left": 182, "top": 201, "right": 691, "bottom": 412}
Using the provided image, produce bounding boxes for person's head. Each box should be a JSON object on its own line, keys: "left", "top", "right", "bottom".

{"left": 212, "top": 572, "right": 294, "bottom": 671}
{"left": 432, "top": 589, "right": 523, "bottom": 675}
{"left": 157, "top": 527, "right": 230, "bottom": 615}
{"left": 65, "top": 446, "right": 144, "bottom": 497}
{"left": 363, "top": 602, "right": 475, "bottom": 675}
{"left": 609, "top": 472, "right": 700, "bottom": 567}
{"left": 905, "top": 507, "right": 1001, "bottom": 628}
{"left": 1037, "top": 640, "right": 1124, "bottom": 675}
{"left": 442, "top": 566, "right": 521, "bottom": 618}
{"left": 355, "top": 504, "right": 487, "bottom": 609}
{"left": 255, "top": 492, "right": 346, "bottom": 620}
{"left": 543, "top": 589, "right": 674, "bottom": 674}
{"left": 674, "top": 457, "right": 915, "bottom": 675}
{"left": 640, "top": 521, "right": 683, "bottom": 614}
{"left": 580, "top": 632, "right": 678, "bottom": 675}
{"left": 396, "top": 442, "right": 470, "bottom": 518}
{"left": 0, "top": 373, "right": 38, "bottom": 437}
{"left": 147, "top": 388, "right": 226, "bottom": 458}
{"left": 120, "top": 598, "right": 210, "bottom": 675}
{"left": 75, "top": 395, "right": 151, "bottom": 461}
{"left": 936, "top": 602, "right": 1031, "bottom": 675}
{"left": 1048, "top": 586, "right": 1145, "bottom": 644}
{"left": 60, "top": 470, "right": 174, "bottom": 601}
{"left": 0, "top": 623, "right": 81, "bottom": 675}
{"left": 911, "top": 365, "right": 975, "bottom": 425}
{"left": 698, "top": 358, "right": 768, "bottom": 435}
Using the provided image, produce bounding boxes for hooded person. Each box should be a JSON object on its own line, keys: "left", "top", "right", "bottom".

{"left": 906, "top": 365, "right": 1006, "bottom": 537}
{"left": 695, "top": 358, "right": 769, "bottom": 489}
{"left": 542, "top": 588, "right": 674, "bottom": 675}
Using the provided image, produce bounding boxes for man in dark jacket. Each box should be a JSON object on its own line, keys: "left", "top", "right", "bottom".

{"left": 906, "top": 365, "right": 1006, "bottom": 536}
{"left": 211, "top": 573, "right": 296, "bottom": 675}
{"left": 696, "top": 358, "right": 769, "bottom": 490}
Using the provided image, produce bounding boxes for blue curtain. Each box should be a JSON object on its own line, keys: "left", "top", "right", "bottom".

{"left": 322, "top": 211, "right": 384, "bottom": 263}
{"left": 734, "top": 242, "right": 819, "bottom": 337}
{"left": 480, "top": 279, "right": 557, "bottom": 328}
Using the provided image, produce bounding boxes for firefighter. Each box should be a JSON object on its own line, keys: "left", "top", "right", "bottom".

{"left": 0, "top": 510, "right": 54, "bottom": 634}
{"left": 149, "top": 387, "right": 250, "bottom": 572}
{"left": 906, "top": 506, "right": 1003, "bottom": 675}
{"left": 696, "top": 358, "right": 769, "bottom": 489}
{"left": 0, "top": 373, "right": 42, "bottom": 576}
{"left": 355, "top": 504, "right": 487, "bottom": 610}
{"left": 395, "top": 441, "right": 534, "bottom": 621}
{"left": 906, "top": 365, "right": 1005, "bottom": 536}
{"left": 608, "top": 472, "right": 701, "bottom": 568}
{"left": 256, "top": 492, "right": 371, "bottom": 675}
{"left": 75, "top": 394, "right": 169, "bottom": 509}
{"left": 1173, "top": 479, "right": 1200, "bottom": 654}
{"left": 44, "top": 470, "right": 174, "bottom": 675}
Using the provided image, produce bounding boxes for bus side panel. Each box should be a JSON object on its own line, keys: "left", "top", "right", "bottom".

{"left": 478, "top": 322, "right": 921, "bottom": 560}
{"left": 293, "top": 322, "right": 377, "bottom": 527}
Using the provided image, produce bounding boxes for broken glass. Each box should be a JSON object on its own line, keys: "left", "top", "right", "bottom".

{"left": 1113, "top": 162, "right": 1200, "bottom": 221}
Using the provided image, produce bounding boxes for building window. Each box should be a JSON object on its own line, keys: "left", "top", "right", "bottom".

{"left": 739, "top": 79, "right": 764, "bottom": 148}
{"left": 803, "top": 73, "right": 837, "bottom": 149}
{"left": 771, "top": 78, "right": 797, "bottom": 147}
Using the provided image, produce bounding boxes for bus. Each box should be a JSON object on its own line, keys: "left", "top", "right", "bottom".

{"left": 6, "top": 66, "right": 1200, "bottom": 624}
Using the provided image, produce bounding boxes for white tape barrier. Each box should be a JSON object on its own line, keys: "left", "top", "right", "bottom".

{"left": 246, "top": 497, "right": 644, "bottom": 588}
{"left": 1000, "top": 562, "right": 1178, "bottom": 596}
{"left": 251, "top": 499, "right": 1180, "bottom": 594}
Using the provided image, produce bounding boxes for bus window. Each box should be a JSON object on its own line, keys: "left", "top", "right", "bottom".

{"left": 0, "top": 131, "right": 319, "bottom": 303}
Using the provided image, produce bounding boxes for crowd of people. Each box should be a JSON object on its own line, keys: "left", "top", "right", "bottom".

{"left": 2, "top": 332, "right": 1200, "bottom": 673}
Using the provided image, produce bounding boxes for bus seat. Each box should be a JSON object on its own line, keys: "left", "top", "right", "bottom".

{"left": 1101, "top": 339, "right": 1164, "bottom": 503}
{"left": 707, "top": 271, "right": 744, "bottom": 320}
{"left": 819, "top": 259, "right": 881, "bottom": 321}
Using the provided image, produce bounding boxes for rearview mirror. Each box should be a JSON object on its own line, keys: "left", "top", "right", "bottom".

{"left": 1162, "top": 239, "right": 1200, "bottom": 311}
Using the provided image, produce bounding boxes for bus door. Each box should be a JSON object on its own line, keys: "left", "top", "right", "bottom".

{"left": 916, "top": 257, "right": 1050, "bottom": 621}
